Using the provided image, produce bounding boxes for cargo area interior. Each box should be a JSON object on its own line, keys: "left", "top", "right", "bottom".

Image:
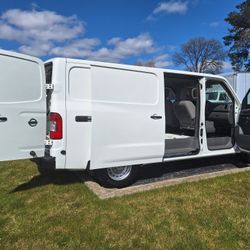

{"left": 164, "top": 73, "right": 200, "bottom": 157}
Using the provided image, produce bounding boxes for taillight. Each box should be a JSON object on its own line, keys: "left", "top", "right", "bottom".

{"left": 49, "top": 112, "right": 63, "bottom": 140}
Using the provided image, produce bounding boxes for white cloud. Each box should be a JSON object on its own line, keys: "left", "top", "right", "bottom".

{"left": 0, "top": 9, "right": 84, "bottom": 44}
{"left": 50, "top": 38, "right": 101, "bottom": 58}
{"left": 0, "top": 8, "right": 86, "bottom": 57}
{"left": 154, "top": 1, "right": 188, "bottom": 14}
{"left": 137, "top": 54, "right": 173, "bottom": 68}
{"left": 0, "top": 8, "right": 159, "bottom": 63}
{"left": 51, "top": 34, "right": 156, "bottom": 62}
{"left": 154, "top": 54, "right": 172, "bottom": 67}
{"left": 104, "top": 34, "right": 156, "bottom": 61}
{"left": 19, "top": 42, "right": 54, "bottom": 57}
{"left": 147, "top": 1, "right": 189, "bottom": 20}
{"left": 2, "top": 9, "right": 75, "bottom": 30}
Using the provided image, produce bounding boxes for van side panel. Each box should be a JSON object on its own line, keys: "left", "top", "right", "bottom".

{"left": 90, "top": 66, "right": 165, "bottom": 169}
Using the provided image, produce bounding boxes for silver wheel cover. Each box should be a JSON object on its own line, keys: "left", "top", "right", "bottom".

{"left": 107, "top": 166, "right": 132, "bottom": 181}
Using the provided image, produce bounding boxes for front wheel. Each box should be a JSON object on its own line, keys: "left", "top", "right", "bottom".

{"left": 92, "top": 165, "right": 138, "bottom": 188}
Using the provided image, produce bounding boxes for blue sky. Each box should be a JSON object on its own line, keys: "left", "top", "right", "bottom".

{"left": 0, "top": 0, "right": 241, "bottom": 70}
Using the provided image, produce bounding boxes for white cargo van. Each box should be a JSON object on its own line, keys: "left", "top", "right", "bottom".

{"left": 0, "top": 49, "right": 250, "bottom": 187}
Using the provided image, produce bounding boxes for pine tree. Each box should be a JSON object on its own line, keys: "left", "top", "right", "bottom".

{"left": 224, "top": 0, "right": 250, "bottom": 71}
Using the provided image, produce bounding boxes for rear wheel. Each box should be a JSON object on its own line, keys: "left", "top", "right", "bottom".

{"left": 93, "top": 165, "right": 138, "bottom": 188}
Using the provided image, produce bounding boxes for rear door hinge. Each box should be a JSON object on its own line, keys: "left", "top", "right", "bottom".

{"left": 46, "top": 83, "right": 54, "bottom": 90}
{"left": 45, "top": 139, "right": 53, "bottom": 146}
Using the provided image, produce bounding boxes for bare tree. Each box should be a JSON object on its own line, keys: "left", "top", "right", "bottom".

{"left": 173, "top": 37, "right": 226, "bottom": 74}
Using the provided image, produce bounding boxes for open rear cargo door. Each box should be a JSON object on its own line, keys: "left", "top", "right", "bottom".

{"left": 235, "top": 89, "right": 250, "bottom": 152}
{"left": 0, "top": 50, "right": 46, "bottom": 161}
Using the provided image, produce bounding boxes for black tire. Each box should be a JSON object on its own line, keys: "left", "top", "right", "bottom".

{"left": 36, "top": 157, "right": 55, "bottom": 175}
{"left": 92, "top": 165, "right": 138, "bottom": 188}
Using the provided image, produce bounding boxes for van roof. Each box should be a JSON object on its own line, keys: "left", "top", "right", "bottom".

{"left": 47, "top": 57, "right": 227, "bottom": 81}
{"left": 0, "top": 49, "right": 230, "bottom": 81}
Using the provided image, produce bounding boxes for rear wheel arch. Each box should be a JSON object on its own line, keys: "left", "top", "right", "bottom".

{"left": 91, "top": 165, "right": 138, "bottom": 188}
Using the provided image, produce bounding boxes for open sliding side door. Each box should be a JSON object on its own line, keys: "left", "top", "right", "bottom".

{"left": 235, "top": 89, "right": 250, "bottom": 152}
{"left": 90, "top": 66, "right": 165, "bottom": 169}
{"left": 0, "top": 50, "right": 46, "bottom": 161}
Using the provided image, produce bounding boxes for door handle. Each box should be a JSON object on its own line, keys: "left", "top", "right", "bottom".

{"left": 75, "top": 116, "right": 92, "bottom": 122}
{"left": 150, "top": 114, "right": 162, "bottom": 120}
{"left": 0, "top": 117, "right": 7, "bottom": 122}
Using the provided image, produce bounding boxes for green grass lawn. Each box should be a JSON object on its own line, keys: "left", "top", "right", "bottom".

{"left": 0, "top": 160, "right": 249, "bottom": 250}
